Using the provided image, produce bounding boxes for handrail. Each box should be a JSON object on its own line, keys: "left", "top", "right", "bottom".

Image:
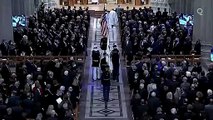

{"left": 0, "top": 56, "right": 85, "bottom": 63}
{"left": 127, "top": 55, "right": 201, "bottom": 65}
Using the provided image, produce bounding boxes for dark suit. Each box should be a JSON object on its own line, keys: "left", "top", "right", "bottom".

{"left": 101, "top": 70, "right": 111, "bottom": 102}
{"left": 1, "top": 64, "right": 11, "bottom": 85}
{"left": 111, "top": 48, "right": 120, "bottom": 81}
{"left": 205, "top": 104, "right": 213, "bottom": 120}
{"left": 148, "top": 96, "right": 161, "bottom": 115}
{"left": 92, "top": 50, "right": 100, "bottom": 67}
{"left": 100, "top": 37, "right": 107, "bottom": 51}
{"left": 100, "top": 57, "right": 108, "bottom": 72}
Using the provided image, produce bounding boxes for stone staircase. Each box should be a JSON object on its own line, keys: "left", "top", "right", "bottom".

{"left": 94, "top": 11, "right": 104, "bottom": 18}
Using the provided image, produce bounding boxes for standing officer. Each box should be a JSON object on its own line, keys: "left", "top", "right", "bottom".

{"left": 100, "top": 37, "right": 108, "bottom": 52}
{"left": 101, "top": 65, "right": 111, "bottom": 108}
{"left": 108, "top": 9, "right": 118, "bottom": 42}
{"left": 111, "top": 44, "right": 120, "bottom": 81}
{"left": 100, "top": 52, "right": 108, "bottom": 72}
{"left": 92, "top": 45, "right": 100, "bottom": 81}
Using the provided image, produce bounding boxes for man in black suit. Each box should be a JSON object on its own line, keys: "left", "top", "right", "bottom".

{"left": 0, "top": 41, "right": 8, "bottom": 56}
{"left": 92, "top": 46, "right": 101, "bottom": 81}
{"left": 111, "top": 45, "right": 120, "bottom": 81}
{"left": 1, "top": 60, "right": 11, "bottom": 85}
{"left": 101, "top": 65, "right": 111, "bottom": 108}
{"left": 100, "top": 37, "right": 107, "bottom": 51}
{"left": 100, "top": 52, "right": 108, "bottom": 72}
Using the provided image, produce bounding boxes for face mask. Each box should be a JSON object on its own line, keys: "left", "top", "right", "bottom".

{"left": 73, "top": 64, "right": 76, "bottom": 67}
{"left": 140, "top": 84, "right": 144, "bottom": 89}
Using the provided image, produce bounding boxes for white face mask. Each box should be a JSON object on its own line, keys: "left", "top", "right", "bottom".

{"left": 134, "top": 75, "right": 138, "bottom": 79}
{"left": 140, "top": 84, "right": 144, "bottom": 89}
{"left": 73, "top": 64, "right": 76, "bottom": 67}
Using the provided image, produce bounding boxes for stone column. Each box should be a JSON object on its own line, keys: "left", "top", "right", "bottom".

{"left": 11, "top": 0, "right": 36, "bottom": 16}
{"left": 169, "top": 0, "right": 193, "bottom": 14}
{"left": 0, "top": 0, "right": 14, "bottom": 42}
{"left": 193, "top": 0, "right": 213, "bottom": 45}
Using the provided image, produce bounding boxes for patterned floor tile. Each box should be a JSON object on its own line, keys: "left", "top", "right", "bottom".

{"left": 84, "top": 18, "right": 128, "bottom": 119}
{"left": 85, "top": 19, "right": 128, "bottom": 120}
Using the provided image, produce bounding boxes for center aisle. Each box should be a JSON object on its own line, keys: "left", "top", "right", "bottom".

{"left": 79, "top": 17, "right": 132, "bottom": 120}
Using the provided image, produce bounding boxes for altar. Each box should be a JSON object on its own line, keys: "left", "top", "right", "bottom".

{"left": 56, "top": 0, "right": 150, "bottom": 7}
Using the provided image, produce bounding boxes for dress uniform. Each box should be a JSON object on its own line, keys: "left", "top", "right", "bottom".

{"left": 100, "top": 37, "right": 107, "bottom": 51}
{"left": 100, "top": 52, "right": 108, "bottom": 72}
{"left": 101, "top": 65, "right": 111, "bottom": 108}
{"left": 111, "top": 45, "right": 120, "bottom": 81}
{"left": 108, "top": 9, "right": 118, "bottom": 42}
{"left": 92, "top": 46, "right": 101, "bottom": 80}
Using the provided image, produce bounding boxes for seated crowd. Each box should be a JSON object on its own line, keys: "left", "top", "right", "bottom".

{"left": 119, "top": 6, "right": 213, "bottom": 120}
{"left": 1, "top": 4, "right": 90, "bottom": 56}
{"left": 0, "top": 57, "right": 82, "bottom": 119}
{"left": 0, "top": 4, "right": 89, "bottom": 120}
{"left": 129, "top": 57, "right": 213, "bottom": 120}
{"left": 119, "top": 7, "right": 201, "bottom": 64}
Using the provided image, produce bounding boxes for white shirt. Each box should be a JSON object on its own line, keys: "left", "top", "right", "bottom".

{"left": 108, "top": 10, "right": 118, "bottom": 27}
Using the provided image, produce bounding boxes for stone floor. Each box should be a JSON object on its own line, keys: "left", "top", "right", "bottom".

{"left": 79, "top": 17, "right": 133, "bottom": 120}
{"left": 78, "top": 16, "right": 211, "bottom": 120}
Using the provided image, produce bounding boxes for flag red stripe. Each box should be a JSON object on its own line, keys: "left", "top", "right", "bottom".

{"left": 100, "top": 14, "right": 108, "bottom": 37}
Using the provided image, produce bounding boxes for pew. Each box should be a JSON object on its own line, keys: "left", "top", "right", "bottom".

{"left": 0, "top": 56, "right": 85, "bottom": 64}
{"left": 126, "top": 55, "right": 201, "bottom": 66}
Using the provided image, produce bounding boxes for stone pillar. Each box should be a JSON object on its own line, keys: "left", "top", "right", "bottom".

{"left": 193, "top": 0, "right": 213, "bottom": 45}
{"left": 0, "top": 0, "right": 14, "bottom": 42}
{"left": 11, "top": 0, "right": 36, "bottom": 16}
{"left": 24, "top": 0, "right": 36, "bottom": 16}
{"left": 168, "top": 0, "right": 193, "bottom": 14}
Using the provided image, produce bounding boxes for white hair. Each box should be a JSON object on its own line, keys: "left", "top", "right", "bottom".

{"left": 161, "top": 60, "right": 166, "bottom": 66}
{"left": 186, "top": 71, "right": 191, "bottom": 77}
{"left": 207, "top": 89, "right": 213, "bottom": 96}
{"left": 151, "top": 92, "right": 156, "bottom": 97}
{"left": 64, "top": 70, "right": 69, "bottom": 76}
{"left": 26, "top": 74, "right": 32, "bottom": 80}
{"left": 37, "top": 67, "right": 41, "bottom": 72}
{"left": 60, "top": 86, "right": 65, "bottom": 91}
{"left": 171, "top": 108, "right": 177, "bottom": 114}
{"left": 140, "top": 83, "right": 144, "bottom": 89}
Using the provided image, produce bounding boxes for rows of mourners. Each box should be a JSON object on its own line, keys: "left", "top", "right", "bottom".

{"left": 1, "top": 4, "right": 90, "bottom": 56}
{"left": 119, "top": 7, "right": 201, "bottom": 65}
{"left": 129, "top": 57, "right": 213, "bottom": 120}
{"left": 0, "top": 57, "right": 82, "bottom": 120}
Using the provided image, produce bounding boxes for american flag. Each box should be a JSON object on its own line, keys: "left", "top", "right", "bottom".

{"left": 100, "top": 13, "right": 108, "bottom": 37}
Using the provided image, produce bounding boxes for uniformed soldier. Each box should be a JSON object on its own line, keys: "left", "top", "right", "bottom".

{"left": 100, "top": 52, "right": 108, "bottom": 72}
{"left": 111, "top": 44, "right": 120, "bottom": 81}
{"left": 101, "top": 65, "right": 111, "bottom": 108}
{"left": 92, "top": 45, "right": 101, "bottom": 81}
{"left": 100, "top": 37, "right": 107, "bottom": 51}
{"left": 108, "top": 9, "right": 118, "bottom": 42}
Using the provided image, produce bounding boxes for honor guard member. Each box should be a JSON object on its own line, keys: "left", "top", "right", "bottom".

{"left": 92, "top": 45, "right": 101, "bottom": 81}
{"left": 100, "top": 37, "right": 108, "bottom": 51}
{"left": 108, "top": 9, "right": 118, "bottom": 42}
{"left": 100, "top": 52, "right": 108, "bottom": 72}
{"left": 101, "top": 65, "right": 111, "bottom": 108}
{"left": 111, "top": 44, "right": 120, "bottom": 81}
